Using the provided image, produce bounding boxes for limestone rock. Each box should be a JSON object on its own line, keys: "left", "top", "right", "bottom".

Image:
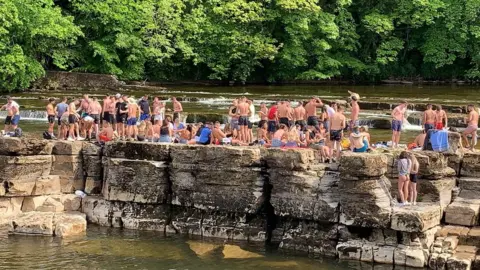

{"left": 391, "top": 203, "right": 442, "bottom": 232}
{"left": 269, "top": 168, "right": 339, "bottom": 222}
{"left": 373, "top": 245, "right": 395, "bottom": 264}
{"left": 52, "top": 141, "right": 83, "bottom": 155}
{"left": 83, "top": 155, "right": 102, "bottom": 179}
{"left": 10, "top": 212, "right": 55, "bottom": 235}
{"left": 465, "top": 227, "right": 480, "bottom": 247}
{"left": 187, "top": 241, "right": 220, "bottom": 257}
{"left": 82, "top": 142, "right": 102, "bottom": 156}
{"left": 104, "top": 141, "right": 170, "bottom": 161}
{"left": 418, "top": 178, "right": 455, "bottom": 209}
{"left": 53, "top": 212, "right": 87, "bottom": 237}
{"left": 0, "top": 155, "right": 52, "bottom": 183}
{"left": 21, "top": 196, "right": 48, "bottom": 212}
{"left": 436, "top": 225, "right": 471, "bottom": 238}
{"left": 173, "top": 145, "right": 261, "bottom": 168}
{"left": 412, "top": 151, "right": 455, "bottom": 179}
{"left": 405, "top": 247, "right": 427, "bottom": 267}
{"left": 462, "top": 152, "right": 480, "bottom": 177}
{"left": 103, "top": 158, "right": 169, "bottom": 204}
{"left": 0, "top": 137, "right": 53, "bottom": 155}
{"left": 0, "top": 197, "right": 23, "bottom": 215}
{"left": 445, "top": 131, "right": 464, "bottom": 157}
{"left": 445, "top": 197, "right": 480, "bottom": 226}
{"left": 222, "top": 244, "right": 263, "bottom": 259}
{"left": 4, "top": 179, "right": 36, "bottom": 196}
{"left": 51, "top": 194, "right": 82, "bottom": 211}
{"left": 473, "top": 256, "right": 480, "bottom": 270}
{"left": 85, "top": 177, "right": 102, "bottom": 194}
{"left": 446, "top": 252, "right": 474, "bottom": 270}
{"left": 32, "top": 175, "right": 61, "bottom": 195}
{"left": 458, "top": 177, "right": 480, "bottom": 197}
{"left": 336, "top": 240, "right": 362, "bottom": 260}
{"left": 339, "top": 153, "right": 387, "bottom": 180}
{"left": 261, "top": 148, "right": 314, "bottom": 170}
{"left": 50, "top": 155, "right": 84, "bottom": 193}
{"left": 120, "top": 202, "right": 169, "bottom": 232}
{"left": 81, "top": 196, "right": 112, "bottom": 226}
{"left": 339, "top": 178, "right": 392, "bottom": 228}
{"left": 36, "top": 197, "right": 64, "bottom": 212}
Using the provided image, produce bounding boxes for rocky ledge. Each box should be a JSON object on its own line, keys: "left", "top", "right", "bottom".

{"left": 2, "top": 136, "right": 480, "bottom": 268}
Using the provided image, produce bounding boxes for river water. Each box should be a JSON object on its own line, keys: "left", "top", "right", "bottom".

{"left": 0, "top": 226, "right": 386, "bottom": 270}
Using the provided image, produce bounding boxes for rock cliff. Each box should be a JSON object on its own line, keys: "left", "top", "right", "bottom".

{"left": 2, "top": 136, "right": 480, "bottom": 268}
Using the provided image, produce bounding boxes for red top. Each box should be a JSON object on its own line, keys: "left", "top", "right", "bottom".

{"left": 268, "top": 106, "right": 277, "bottom": 120}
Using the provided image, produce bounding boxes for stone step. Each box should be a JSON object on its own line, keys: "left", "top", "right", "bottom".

{"left": 391, "top": 203, "right": 442, "bottom": 232}
{"left": 445, "top": 198, "right": 480, "bottom": 226}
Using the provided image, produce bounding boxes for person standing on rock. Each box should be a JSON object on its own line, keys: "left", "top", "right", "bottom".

{"left": 305, "top": 97, "right": 323, "bottom": 131}
{"left": 67, "top": 99, "right": 82, "bottom": 141}
{"left": 172, "top": 97, "right": 183, "bottom": 122}
{"left": 349, "top": 94, "right": 360, "bottom": 130}
{"left": 80, "top": 94, "right": 90, "bottom": 119}
{"left": 1, "top": 97, "right": 20, "bottom": 136}
{"left": 277, "top": 100, "right": 289, "bottom": 128}
{"left": 102, "top": 94, "right": 111, "bottom": 127}
{"left": 435, "top": 105, "right": 448, "bottom": 130}
{"left": 423, "top": 104, "right": 435, "bottom": 133}
{"left": 267, "top": 102, "right": 278, "bottom": 138}
{"left": 408, "top": 153, "right": 419, "bottom": 206}
{"left": 115, "top": 95, "right": 128, "bottom": 140}
{"left": 55, "top": 97, "right": 68, "bottom": 139}
{"left": 46, "top": 98, "right": 56, "bottom": 139}
{"left": 138, "top": 95, "right": 150, "bottom": 122}
{"left": 462, "top": 104, "right": 479, "bottom": 150}
{"left": 391, "top": 101, "right": 408, "bottom": 148}
{"left": 329, "top": 106, "right": 346, "bottom": 162}
{"left": 237, "top": 97, "right": 250, "bottom": 143}
{"left": 258, "top": 102, "right": 268, "bottom": 129}
{"left": 88, "top": 97, "right": 102, "bottom": 140}
{"left": 126, "top": 98, "right": 139, "bottom": 140}
{"left": 325, "top": 102, "right": 337, "bottom": 132}
{"left": 397, "top": 151, "right": 412, "bottom": 206}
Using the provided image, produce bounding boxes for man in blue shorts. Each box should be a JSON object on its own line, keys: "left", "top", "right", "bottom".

{"left": 391, "top": 101, "right": 408, "bottom": 148}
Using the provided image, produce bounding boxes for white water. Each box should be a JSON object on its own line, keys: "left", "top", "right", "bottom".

{"left": 0, "top": 110, "right": 48, "bottom": 121}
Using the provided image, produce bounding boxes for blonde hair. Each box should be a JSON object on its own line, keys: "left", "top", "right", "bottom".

{"left": 287, "top": 126, "right": 299, "bottom": 142}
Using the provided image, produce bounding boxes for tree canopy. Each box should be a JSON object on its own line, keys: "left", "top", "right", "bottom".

{"left": 2, "top": 0, "right": 480, "bottom": 90}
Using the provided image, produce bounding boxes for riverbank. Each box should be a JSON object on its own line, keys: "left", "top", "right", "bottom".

{"left": 1, "top": 137, "right": 480, "bottom": 268}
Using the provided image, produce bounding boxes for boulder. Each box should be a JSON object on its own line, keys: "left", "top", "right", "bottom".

{"left": 81, "top": 196, "right": 112, "bottom": 227}
{"left": 339, "top": 178, "right": 392, "bottom": 228}
{"left": 103, "top": 158, "right": 169, "bottom": 204}
{"left": 10, "top": 212, "right": 55, "bottom": 235}
{"left": 445, "top": 197, "right": 480, "bottom": 226}
{"left": 461, "top": 153, "right": 480, "bottom": 177}
{"left": 36, "top": 197, "right": 64, "bottom": 212}
{"left": 0, "top": 155, "right": 52, "bottom": 182}
{"left": 436, "top": 225, "right": 471, "bottom": 238}
{"left": 32, "top": 175, "right": 61, "bottom": 195}
{"left": 391, "top": 203, "right": 442, "bottom": 232}
{"left": 52, "top": 141, "right": 83, "bottom": 155}
{"left": 50, "top": 155, "right": 84, "bottom": 193}
{"left": 445, "top": 131, "right": 464, "bottom": 156}
{"left": 85, "top": 177, "right": 102, "bottom": 194}
{"left": 0, "top": 137, "right": 53, "bottom": 155}
{"left": 418, "top": 178, "right": 456, "bottom": 209}
{"left": 269, "top": 168, "right": 339, "bottom": 222}
{"left": 21, "top": 196, "right": 48, "bottom": 212}
{"left": 261, "top": 148, "right": 314, "bottom": 170}
{"left": 0, "top": 197, "right": 23, "bottom": 215}
{"left": 412, "top": 151, "right": 455, "bottom": 179}
{"left": 53, "top": 212, "right": 87, "bottom": 237}
{"left": 458, "top": 177, "right": 480, "bottom": 195}
{"left": 104, "top": 141, "right": 170, "bottom": 161}
{"left": 339, "top": 153, "right": 388, "bottom": 180}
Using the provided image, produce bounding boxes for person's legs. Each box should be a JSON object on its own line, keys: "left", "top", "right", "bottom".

{"left": 411, "top": 182, "right": 417, "bottom": 204}
{"left": 398, "top": 176, "right": 406, "bottom": 203}
{"left": 336, "top": 139, "right": 342, "bottom": 160}
{"left": 403, "top": 177, "right": 410, "bottom": 203}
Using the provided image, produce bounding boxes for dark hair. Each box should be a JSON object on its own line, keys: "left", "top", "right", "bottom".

{"left": 162, "top": 119, "right": 169, "bottom": 127}
{"left": 437, "top": 105, "right": 442, "bottom": 110}
{"left": 399, "top": 151, "right": 408, "bottom": 159}
{"left": 351, "top": 95, "right": 358, "bottom": 101}
{"left": 48, "top": 98, "right": 55, "bottom": 102}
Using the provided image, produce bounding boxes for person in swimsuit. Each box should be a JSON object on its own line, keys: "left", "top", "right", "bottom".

{"left": 229, "top": 99, "right": 240, "bottom": 138}
{"left": 1, "top": 97, "right": 20, "bottom": 135}
{"left": 172, "top": 97, "right": 183, "bottom": 121}
{"left": 408, "top": 153, "right": 419, "bottom": 206}
{"left": 271, "top": 124, "right": 288, "bottom": 147}
{"left": 397, "top": 151, "right": 412, "bottom": 206}
{"left": 305, "top": 97, "right": 323, "bottom": 131}
{"left": 116, "top": 95, "right": 128, "bottom": 140}
{"left": 257, "top": 121, "right": 270, "bottom": 146}
{"left": 435, "top": 105, "right": 448, "bottom": 130}
{"left": 138, "top": 95, "right": 150, "bottom": 122}
{"left": 349, "top": 126, "right": 369, "bottom": 153}
{"left": 88, "top": 97, "right": 102, "bottom": 140}
{"left": 423, "top": 104, "right": 435, "bottom": 132}
{"left": 267, "top": 103, "right": 278, "bottom": 137}
{"left": 46, "top": 98, "right": 56, "bottom": 139}
{"left": 102, "top": 94, "right": 111, "bottom": 127}
{"left": 98, "top": 122, "right": 114, "bottom": 143}
{"left": 80, "top": 94, "right": 90, "bottom": 119}
{"left": 277, "top": 100, "right": 289, "bottom": 127}
{"left": 463, "top": 104, "right": 479, "bottom": 150}
{"left": 391, "top": 101, "right": 408, "bottom": 148}
{"left": 307, "top": 124, "right": 329, "bottom": 162}
{"left": 237, "top": 97, "right": 250, "bottom": 142}
{"left": 258, "top": 102, "right": 268, "bottom": 128}
{"left": 67, "top": 99, "right": 82, "bottom": 141}
{"left": 349, "top": 93, "right": 360, "bottom": 130}
{"left": 329, "top": 106, "right": 346, "bottom": 162}
{"left": 294, "top": 101, "right": 306, "bottom": 130}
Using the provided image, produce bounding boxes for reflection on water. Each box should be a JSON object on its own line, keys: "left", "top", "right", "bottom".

{"left": 0, "top": 226, "right": 364, "bottom": 270}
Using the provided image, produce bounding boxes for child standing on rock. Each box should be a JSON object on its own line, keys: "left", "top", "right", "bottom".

{"left": 408, "top": 153, "right": 420, "bottom": 205}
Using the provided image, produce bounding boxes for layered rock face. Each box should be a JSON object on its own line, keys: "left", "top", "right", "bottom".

{"left": 5, "top": 136, "right": 480, "bottom": 268}
{"left": 0, "top": 138, "right": 87, "bottom": 237}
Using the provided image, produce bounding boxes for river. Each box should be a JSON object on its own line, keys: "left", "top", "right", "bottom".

{"left": 0, "top": 225, "right": 402, "bottom": 270}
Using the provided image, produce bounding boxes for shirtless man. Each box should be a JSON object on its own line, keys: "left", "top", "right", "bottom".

{"left": 172, "top": 97, "right": 183, "bottom": 121}
{"left": 287, "top": 102, "right": 295, "bottom": 127}
{"left": 463, "top": 104, "right": 479, "bottom": 150}
{"left": 329, "top": 106, "right": 346, "bottom": 162}
{"left": 152, "top": 97, "right": 164, "bottom": 124}
{"left": 435, "top": 105, "right": 448, "bottom": 130}
{"left": 127, "top": 98, "right": 140, "bottom": 140}
{"left": 277, "top": 101, "right": 289, "bottom": 127}
{"left": 305, "top": 97, "right": 324, "bottom": 131}
{"left": 212, "top": 121, "right": 227, "bottom": 144}
{"left": 80, "top": 94, "right": 90, "bottom": 119}
{"left": 350, "top": 96, "right": 360, "bottom": 130}
{"left": 67, "top": 99, "right": 81, "bottom": 141}
{"left": 258, "top": 102, "right": 268, "bottom": 128}
{"left": 294, "top": 101, "right": 306, "bottom": 130}
{"left": 55, "top": 97, "right": 68, "bottom": 138}
{"left": 116, "top": 95, "right": 128, "bottom": 139}
{"left": 423, "top": 104, "right": 436, "bottom": 133}
{"left": 106, "top": 95, "right": 116, "bottom": 126}
{"left": 391, "top": 101, "right": 408, "bottom": 148}
{"left": 98, "top": 122, "right": 114, "bottom": 143}
{"left": 88, "top": 97, "right": 102, "bottom": 140}
{"left": 46, "top": 98, "right": 56, "bottom": 138}
{"left": 237, "top": 97, "right": 250, "bottom": 142}
{"left": 1, "top": 97, "right": 20, "bottom": 135}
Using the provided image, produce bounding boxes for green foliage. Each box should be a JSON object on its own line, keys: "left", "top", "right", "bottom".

{"left": 0, "top": 0, "right": 81, "bottom": 91}
{"left": 3, "top": 0, "right": 480, "bottom": 89}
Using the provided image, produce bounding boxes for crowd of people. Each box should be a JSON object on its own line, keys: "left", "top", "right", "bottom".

{"left": 0, "top": 91, "right": 478, "bottom": 160}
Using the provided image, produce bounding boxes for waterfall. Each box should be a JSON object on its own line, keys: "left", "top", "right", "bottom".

{"left": 0, "top": 110, "right": 48, "bottom": 121}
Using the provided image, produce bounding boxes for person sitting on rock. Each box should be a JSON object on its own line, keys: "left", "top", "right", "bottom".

{"left": 98, "top": 121, "right": 114, "bottom": 143}
{"left": 270, "top": 124, "right": 288, "bottom": 147}
{"left": 349, "top": 126, "right": 369, "bottom": 153}
{"left": 409, "top": 130, "right": 426, "bottom": 149}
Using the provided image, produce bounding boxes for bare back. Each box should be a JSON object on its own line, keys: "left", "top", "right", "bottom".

{"left": 331, "top": 112, "right": 346, "bottom": 130}
{"left": 424, "top": 109, "right": 435, "bottom": 124}
{"left": 469, "top": 110, "right": 479, "bottom": 126}
{"left": 294, "top": 106, "right": 306, "bottom": 121}
{"left": 351, "top": 101, "right": 360, "bottom": 121}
